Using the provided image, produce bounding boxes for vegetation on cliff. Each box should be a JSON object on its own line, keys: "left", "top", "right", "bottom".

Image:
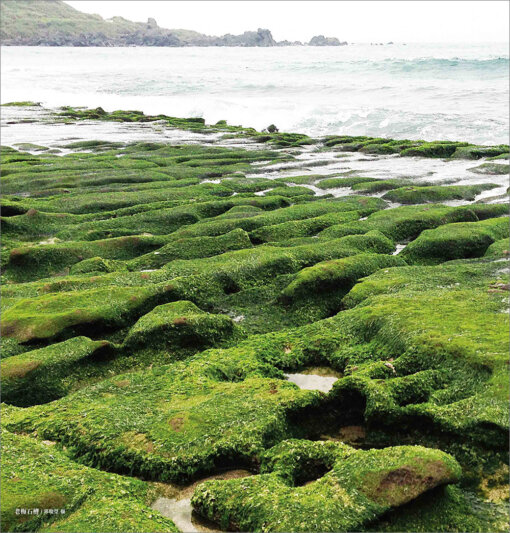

{"left": 0, "top": 0, "right": 345, "bottom": 47}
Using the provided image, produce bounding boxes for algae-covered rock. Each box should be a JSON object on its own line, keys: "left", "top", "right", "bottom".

{"left": 1, "top": 198, "right": 28, "bottom": 216}
{"left": 3, "top": 234, "right": 164, "bottom": 282}
{"left": 1, "top": 430, "right": 178, "bottom": 533}
{"left": 1, "top": 283, "right": 173, "bottom": 342}
{"left": 336, "top": 259, "right": 509, "bottom": 448}
{"left": 2, "top": 347, "right": 318, "bottom": 483}
{"left": 401, "top": 217, "right": 509, "bottom": 264}
{"left": 1, "top": 336, "right": 114, "bottom": 406}
{"left": 1, "top": 113, "right": 509, "bottom": 533}
{"left": 451, "top": 145, "right": 509, "bottom": 160}
{"left": 1, "top": 101, "right": 41, "bottom": 107}
{"left": 128, "top": 228, "right": 252, "bottom": 270}
{"left": 316, "top": 176, "right": 379, "bottom": 189}
{"left": 383, "top": 184, "right": 498, "bottom": 204}
{"left": 317, "top": 204, "right": 500, "bottom": 242}
{"left": 370, "top": 485, "right": 510, "bottom": 532}
{"left": 123, "top": 300, "right": 239, "bottom": 350}
{"left": 351, "top": 178, "right": 417, "bottom": 193}
{"left": 468, "top": 162, "right": 510, "bottom": 175}
{"left": 191, "top": 440, "right": 461, "bottom": 532}
{"left": 281, "top": 252, "right": 406, "bottom": 303}
{"left": 70, "top": 256, "right": 128, "bottom": 274}
{"left": 249, "top": 211, "right": 362, "bottom": 243}
{"left": 13, "top": 143, "right": 49, "bottom": 152}
{"left": 484, "top": 238, "right": 510, "bottom": 259}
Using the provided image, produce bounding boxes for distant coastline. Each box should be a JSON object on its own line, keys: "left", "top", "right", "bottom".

{"left": 0, "top": 0, "right": 347, "bottom": 47}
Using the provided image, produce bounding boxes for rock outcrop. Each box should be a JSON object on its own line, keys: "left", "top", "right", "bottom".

{"left": 309, "top": 35, "right": 348, "bottom": 46}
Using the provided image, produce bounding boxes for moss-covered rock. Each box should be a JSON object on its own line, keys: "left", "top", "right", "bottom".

{"left": 468, "top": 162, "right": 510, "bottom": 175}
{"left": 1, "top": 283, "right": 174, "bottom": 342}
{"left": 401, "top": 217, "right": 509, "bottom": 264}
{"left": 191, "top": 440, "right": 461, "bottom": 532}
{"left": 1, "top": 336, "right": 114, "bottom": 406}
{"left": 70, "top": 256, "right": 128, "bottom": 275}
{"left": 123, "top": 300, "right": 239, "bottom": 350}
{"left": 281, "top": 252, "right": 406, "bottom": 303}
{"left": 1, "top": 430, "right": 178, "bottom": 533}
{"left": 383, "top": 184, "right": 498, "bottom": 204}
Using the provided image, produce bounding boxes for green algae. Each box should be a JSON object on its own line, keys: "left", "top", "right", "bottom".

{"left": 336, "top": 259, "right": 509, "bottom": 450}
{"left": 2, "top": 355, "right": 317, "bottom": 483}
{"left": 315, "top": 176, "right": 380, "bottom": 189}
{"left": 383, "top": 184, "right": 498, "bottom": 204}
{"left": 369, "top": 485, "right": 509, "bottom": 533}
{"left": 127, "top": 229, "right": 252, "bottom": 270}
{"left": 249, "top": 211, "right": 363, "bottom": 243}
{"left": 400, "top": 142, "right": 470, "bottom": 158}
{"left": 191, "top": 440, "right": 461, "bottom": 532}
{"left": 13, "top": 143, "right": 49, "bottom": 152}
{"left": 1, "top": 430, "right": 178, "bottom": 533}
{"left": 123, "top": 300, "right": 239, "bottom": 351}
{"left": 317, "top": 203, "right": 506, "bottom": 242}
{"left": 322, "top": 135, "right": 508, "bottom": 160}
{"left": 452, "top": 145, "right": 510, "bottom": 160}
{"left": 1, "top": 109, "right": 509, "bottom": 532}
{"left": 2, "top": 283, "right": 175, "bottom": 342}
{"left": 281, "top": 252, "right": 406, "bottom": 303}
{"left": 70, "top": 256, "right": 129, "bottom": 275}
{"left": 468, "top": 162, "right": 510, "bottom": 175}
{"left": 484, "top": 238, "right": 510, "bottom": 258}
{"left": 1, "top": 101, "right": 41, "bottom": 107}
{"left": 1, "top": 337, "right": 114, "bottom": 406}
{"left": 401, "top": 217, "right": 509, "bottom": 264}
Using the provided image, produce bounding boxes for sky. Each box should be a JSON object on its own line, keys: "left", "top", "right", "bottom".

{"left": 65, "top": 1, "right": 509, "bottom": 43}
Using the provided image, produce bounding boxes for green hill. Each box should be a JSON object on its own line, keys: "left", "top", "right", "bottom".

{"left": 0, "top": 0, "right": 276, "bottom": 46}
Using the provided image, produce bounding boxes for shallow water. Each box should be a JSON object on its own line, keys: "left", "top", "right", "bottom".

{"left": 0, "top": 106, "right": 224, "bottom": 148}
{"left": 320, "top": 425, "right": 367, "bottom": 446}
{"left": 248, "top": 149, "right": 509, "bottom": 202}
{"left": 285, "top": 367, "right": 342, "bottom": 393}
{"left": 152, "top": 498, "right": 218, "bottom": 533}
{"left": 2, "top": 106, "right": 508, "bottom": 212}
{"left": 151, "top": 469, "right": 251, "bottom": 532}
{"left": 392, "top": 243, "right": 408, "bottom": 255}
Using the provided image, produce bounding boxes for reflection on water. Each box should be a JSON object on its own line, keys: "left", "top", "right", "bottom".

{"left": 285, "top": 366, "right": 342, "bottom": 393}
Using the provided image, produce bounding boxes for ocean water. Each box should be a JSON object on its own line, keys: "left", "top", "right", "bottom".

{"left": 1, "top": 43, "right": 508, "bottom": 144}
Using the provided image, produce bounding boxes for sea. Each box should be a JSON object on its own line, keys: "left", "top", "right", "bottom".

{"left": 1, "top": 42, "right": 508, "bottom": 145}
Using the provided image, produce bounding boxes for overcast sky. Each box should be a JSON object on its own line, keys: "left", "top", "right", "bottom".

{"left": 65, "top": 1, "right": 509, "bottom": 43}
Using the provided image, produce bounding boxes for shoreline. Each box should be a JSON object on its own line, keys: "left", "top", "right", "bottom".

{"left": 2, "top": 102, "right": 510, "bottom": 154}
